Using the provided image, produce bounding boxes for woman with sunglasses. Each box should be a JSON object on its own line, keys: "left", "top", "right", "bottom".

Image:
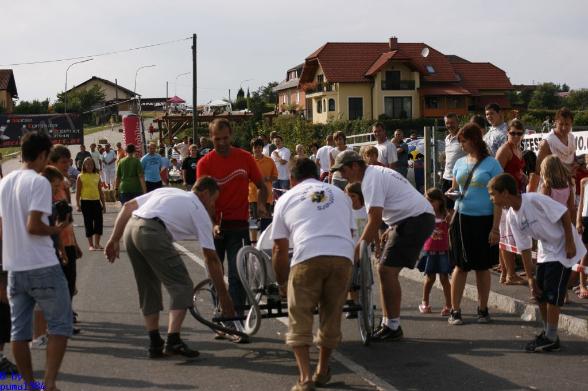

{"left": 495, "top": 120, "right": 528, "bottom": 285}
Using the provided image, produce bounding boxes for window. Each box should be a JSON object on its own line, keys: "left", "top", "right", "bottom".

{"left": 426, "top": 65, "right": 436, "bottom": 74}
{"left": 317, "top": 99, "right": 322, "bottom": 113}
{"left": 447, "top": 96, "right": 466, "bottom": 109}
{"left": 348, "top": 97, "right": 363, "bottom": 120}
{"left": 317, "top": 74, "right": 324, "bottom": 84}
{"left": 384, "top": 97, "right": 412, "bottom": 119}
{"left": 385, "top": 70, "right": 401, "bottom": 82}
{"left": 425, "top": 96, "right": 441, "bottom": 109}
{"left": 282, "top": 94, "right": 287, "bottom": 104}
{"left": 328, "top": 98, "right": 335, "bottom": 112}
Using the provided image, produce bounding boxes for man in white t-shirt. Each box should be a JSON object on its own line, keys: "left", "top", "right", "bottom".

{"left": 442, "top": 113, "right": 466, "bottom": 212}
{"left": 101, "top": 143, "right": 117, "bottom": 189}
{"left": 89, "top": 143, "right": 103, "bottom": 172}
{"left": 271, "top": 135, "right": 291, "bottom": 190}
{"left": 104, "top": 176, "right": 235, "bottom": 358}
{"left": 173, "top": 136, "right": 190, "bottom": 162}
{"left": 0, "top": 132, "right": 72, "bottom": 391}
{"left": 488, "top": 173, "right": 585, "bottom": 352}
{"left": 333, "top": 150, "right": 434, "bottom": 341}
{"left": 271, "top": 158, "right": 353, "bottom": 390}
{"left": 373, "top": 122, "right": 398, "bottom": 169}
{"left": 315, "top": 134, "right": 334, "bottom": 181}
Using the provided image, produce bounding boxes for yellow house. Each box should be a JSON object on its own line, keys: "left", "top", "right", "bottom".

{"left": 298, "top": 38, "right": 512, "bottom": 124}
{"left": 0, "top": 69, "right": 18, "bottom": 113}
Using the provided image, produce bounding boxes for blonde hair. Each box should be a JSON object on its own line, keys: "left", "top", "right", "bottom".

{"left": 360, "top": 145, "right": 378, "bottom": 161}
{"left": 540, "top": 155, "right": 571, "bottom": 189}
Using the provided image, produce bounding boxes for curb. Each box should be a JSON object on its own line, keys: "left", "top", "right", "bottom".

{"left": 400, "top": 268, "right": 588, "bottom": 339}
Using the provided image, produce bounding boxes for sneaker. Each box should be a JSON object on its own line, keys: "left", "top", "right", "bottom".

{"left": 148, "top": 338, "right": 165, "bottom": 359}
{"left": 448, "top": 309, "right": 464, "bottom": 325}
{"left": 30, "top": 335, "right": 48, "bottom": 349}
{"left": 164, "top": 339, "right": 200, "bottom": 358}
{"left": 312, "top": 367, "right": 331, "bottom": 387}
{"left": 440, "top": 306, "right": 451, "bottom": 317}
{"left": 525, "top": 333, "right": 559, "bottom": 352}
{"left": 418, "top": 303, "right": 432, "bottom": 314}
{"left": 477, "top": 307, "right": 492, "bottom": 324}
{"left": 0, "top": 356, "right": 19, "bottom": 374}
{"left": 373, "top": 325, "right": 403, "bottom": 341}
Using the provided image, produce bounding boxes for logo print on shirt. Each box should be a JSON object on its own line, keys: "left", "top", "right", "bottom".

{"left": 311, "top": 191, "right": 325, "bottom": 203}
{"left": 214, "top": 169, "right": 248, "bottom": 186}
{"left": 303, "top": 187, "right": 334, "bottom": 211}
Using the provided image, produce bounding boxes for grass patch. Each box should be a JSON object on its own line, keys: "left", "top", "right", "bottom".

{"left": 84, "top": 123, "right": 120, "bottom": 136}
{"left": 0, "top": 146, "right": 20, "bottom": 159}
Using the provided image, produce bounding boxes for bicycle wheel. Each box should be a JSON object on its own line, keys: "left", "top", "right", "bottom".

{"left": 236, "top": 246, "right": 266, "bottom": 335}
{"left": 357, "top": 241, "right": 375, "bottom": 346}
{"left": 189, "top": 278, "right": 248, "bottom": 338}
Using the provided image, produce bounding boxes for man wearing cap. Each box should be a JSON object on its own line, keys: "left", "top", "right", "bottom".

{"left": 332, "top": 150, "right": 435, "bottom": 341}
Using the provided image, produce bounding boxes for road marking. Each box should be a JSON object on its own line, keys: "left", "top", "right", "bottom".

{"left": 173, "top": 242, "right": 398, "bottom": 391}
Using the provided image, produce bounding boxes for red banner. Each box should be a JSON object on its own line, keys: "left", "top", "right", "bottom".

{"left": 122, "top": 114, "right": 143, "bottom": 157}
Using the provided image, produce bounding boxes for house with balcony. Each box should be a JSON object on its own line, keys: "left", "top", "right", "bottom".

{"left": 273, "top": 64, "right": 307, "bottom": 117}
{"left": 298, "top": 37, "right": 512, "bottom": 124}
{"left": 0, "top": 69, "right": 18, "bottom": 113}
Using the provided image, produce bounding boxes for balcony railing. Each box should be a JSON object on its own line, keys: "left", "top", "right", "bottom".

{"left": 381, "top": 80, "right": 416, "bottom": 90}
{"left": 307, "top": 82, "right": 335, "bottom": 94}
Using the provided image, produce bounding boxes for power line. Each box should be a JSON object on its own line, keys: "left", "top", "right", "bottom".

{"left": 0, "top": 37, "right": 191, "bottom": 67}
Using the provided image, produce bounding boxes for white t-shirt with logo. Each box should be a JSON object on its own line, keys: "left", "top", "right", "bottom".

{"left": 0, "top": 169, "right": 60, "bottom": 272}
{"left": 507, "top": 193, "right": 586, "bottom": 268}
{"left": 316, "top": 145, "right": 333, "bottom": 174}
{"left": 271, "top": 179, "right": 354, "bottom": 266}
{"left": 361, "top": 165, "right": 434, "bottom": 226}
{"left": 376, "top": 140, "right": 398, "bottom": 167}
{"left": 272, "top": 147, "right": 291, "bottom": 180}
{"left": 132, "top": 187, "right": 214, "bottom": 249}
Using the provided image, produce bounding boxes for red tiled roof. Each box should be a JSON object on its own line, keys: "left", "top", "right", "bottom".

{"left": 298, "top": 40, "right": 511, "bottom": 95}
{"left": 0, "top": 69, "right": 18, "bottom": 97}
{"left": 419, "top": 86, "right": 471, "bottom": 96}
{"left": 452, "top": 62, "right": 512, "bottom": 94}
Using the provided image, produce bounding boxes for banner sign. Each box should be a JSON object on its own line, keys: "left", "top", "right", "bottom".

{"left": 522, "top": 131, "right": 588, "bottom": 156}
{"left": 0, "top": 114, "right": 83, "bottom": 146}
{"left": 122, "top": 114, "right": 144, "bottom": 157}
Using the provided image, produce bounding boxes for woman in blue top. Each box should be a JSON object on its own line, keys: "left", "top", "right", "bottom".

{"left": 447, "top": 123, "right": 503, "bottom": 326}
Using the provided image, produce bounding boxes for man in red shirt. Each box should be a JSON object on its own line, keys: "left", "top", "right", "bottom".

{"left": 197, "top": 119, "right": 268, "bottom": 338}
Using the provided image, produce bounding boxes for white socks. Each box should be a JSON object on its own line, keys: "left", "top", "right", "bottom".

{"left": 382, "top": 317, "right": 400, "bottom": 330}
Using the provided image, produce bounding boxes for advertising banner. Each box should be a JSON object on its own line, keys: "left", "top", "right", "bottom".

{"left": 0, "top": 114, "right": 83, "bottom": 146}
{"left": 522, "top": 131, "right": 588, "bottom": 156}
{"left": 122, "top": 114, "right": 143, "bottom": 157}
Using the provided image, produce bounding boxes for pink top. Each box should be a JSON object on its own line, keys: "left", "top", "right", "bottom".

{"left": 549, "top": 186, "right": 570, "bottom": 206}
{"left": 423, "top": 218, "right": 449, "bottom": 252}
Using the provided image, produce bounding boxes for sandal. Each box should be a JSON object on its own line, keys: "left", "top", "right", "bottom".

{"left": 505, "top": 275, "right": 527, "bottom": 285}
{"left": 418, "top": 303, "right": 432, "bottom": 314}
{"left": 440, "top": 306, "right": 451, "bottom": 316}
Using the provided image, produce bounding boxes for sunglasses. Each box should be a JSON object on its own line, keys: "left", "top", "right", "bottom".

{"left": 509, "top": 131, "right": 524, "bottom": 136}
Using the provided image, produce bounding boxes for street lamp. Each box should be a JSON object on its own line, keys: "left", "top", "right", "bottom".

{"left": 174, "top": 72, "right": 190, "bottom": 96}
{"left": 64, "top": 58, "right": 93, "bottom": 113}
{"left": 134, "top": 64, "right": 156, "bottom": 95}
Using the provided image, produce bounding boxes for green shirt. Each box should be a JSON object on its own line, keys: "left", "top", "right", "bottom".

{"left": 116, "top": 156, "right": 143, "bottom": 193}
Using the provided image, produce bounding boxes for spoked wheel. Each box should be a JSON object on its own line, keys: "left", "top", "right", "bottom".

{"left": 357, "top": 241, "right": 375, "bottom": 346}
{"left": 236, "top": 246, "right": 267, "bottom": 335}
{"left": 189, "top": 278, "right": 248, "bottom": 338}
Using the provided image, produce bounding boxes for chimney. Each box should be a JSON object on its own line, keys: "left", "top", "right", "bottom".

{"left": 389, "top": 36, "right": 398, "bottom": 50}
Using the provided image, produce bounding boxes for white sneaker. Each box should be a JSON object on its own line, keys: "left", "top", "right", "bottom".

{"left": 30, "top": 335, "right": 48, "bottom": 349}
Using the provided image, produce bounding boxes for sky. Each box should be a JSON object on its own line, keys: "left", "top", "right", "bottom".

{"left": 3, "top": 0, "right": 587, "bottom": 106}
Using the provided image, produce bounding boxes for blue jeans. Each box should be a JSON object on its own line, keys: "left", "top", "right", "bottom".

{"left": 214, "top": 227, "right": 250, "bottom": 312}
{"left": 8, "top": 264, "right": 73, "bottom": 341}
{"left": 119, "top": 192, "right": 143, "bottom": 205}
{"left": 273, "top": 179, "right": 290, "bottom": 191}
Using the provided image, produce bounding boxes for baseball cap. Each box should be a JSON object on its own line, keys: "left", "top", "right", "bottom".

{"left": 330, "top": 150, "right": 362, "bottom": 172}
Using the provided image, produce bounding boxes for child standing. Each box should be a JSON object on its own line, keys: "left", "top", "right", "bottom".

{"left": 540, "top": 155, "right": 575, "bottom": 212}
{"left": 416, "top": 188, "right": 452, "bottom": 316}
{"left": 488, "top": 173, "right": 585, "bottom": 352}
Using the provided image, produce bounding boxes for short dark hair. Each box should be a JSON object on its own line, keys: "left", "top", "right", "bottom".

{"left": 555, "top": 107, "right": 574, "bottom": 122}
{"left": 209, "top": 118, "right": 232, "bottom": 134}
{"left": 125, "top": 144, "right": 136, "bottom": 154}
{"left": 273, "top": 135, "right": 283, "bottom": 141}
{"left": 484, "top": 103, "right": 501, "bottom": 113}
{"left": 251, "top": 138, "right": 265, "bottom": 148}
{"left": 372, "top": 122, "right": 385, "bottom": 130}
{"left": 333, "top": 131, "right": 346, "bottom": 142}
{"left": 445, "top": 112, "right": 458, "bottom": 120}
{"left": 290, "top": 158, "right": 319, "bottom": 181}
{"left": 193, "top": 176, "right": 219, "bottom": 194}
{"left": 470, "top": 114, "right": 487, "bottom": 130}
{"left": 345, "top": 182, "right": 364, "bottom": 205}
{"left": 49, "top": 144, "right": 71, "bottom": 163}
{"left": 21, "top": 132, "right": 53, "bottom": 162}
{"left": 488, "top": 173, "right": 518, "bottom": 196}
{"left": 41, "top": 165, "right": 64, "bottom": 183}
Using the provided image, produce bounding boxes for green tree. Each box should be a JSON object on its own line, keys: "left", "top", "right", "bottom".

{"left": 234, "top": 87, "right": 247, "bottom": 110}
{"left": 13, "top": 99, "right": 50, "bottom": 114}
{"left": 528, "top": 83, "right": 562, "bottom": 109}
{"left": 565, "top": 89, "right": 588, "bottom": 111}
{"left": 54, "top": 85, "right": 106, "bottom": 114}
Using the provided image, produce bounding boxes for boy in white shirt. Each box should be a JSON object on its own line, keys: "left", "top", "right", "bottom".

{"left": 488, "top": 173, "right": 585, "bottom": 352}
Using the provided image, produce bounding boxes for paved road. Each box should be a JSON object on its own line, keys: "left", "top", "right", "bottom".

{"left": 1, "top": 202, "right": 587, "bottom": 391}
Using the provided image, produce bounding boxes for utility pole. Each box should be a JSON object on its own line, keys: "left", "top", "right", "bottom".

{"left": 192, "top": 33, "right": 197, "bottom": 142}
